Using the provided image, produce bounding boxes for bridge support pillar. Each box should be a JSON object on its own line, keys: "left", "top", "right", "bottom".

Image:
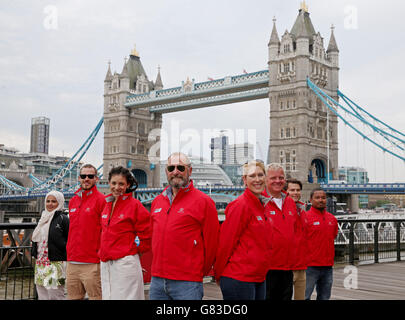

{"left": 349, "top": 194, "right": 360, "bottom": 213}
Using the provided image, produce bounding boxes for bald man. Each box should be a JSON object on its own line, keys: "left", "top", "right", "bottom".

{"left": 149, "top": 152, "right": 220, "bottom": 300}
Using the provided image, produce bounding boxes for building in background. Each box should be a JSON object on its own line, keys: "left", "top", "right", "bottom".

{"left": 210, "top": 133, "right": 228, "bottom": 164}
{"left": 0, "top": 143, "right": 82, "bottom": 195}
{"left": 339, "top": 166, "right": 369, "bottom": 184}
{"left": 30, "top": 117, "right": 50, "bottom": 154}
{"left": 209, "top": 134, "right": 252, "bottom": 185}
{"left": 227, "top": 143, "right": 254, "bottom": 165}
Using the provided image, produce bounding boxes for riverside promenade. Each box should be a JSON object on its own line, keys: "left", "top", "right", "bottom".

{"left": 198, "top": 261, "right": 405, "bottom": 300}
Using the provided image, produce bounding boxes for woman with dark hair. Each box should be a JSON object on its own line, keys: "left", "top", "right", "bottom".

{"left": 98, "top": 166, "right": 151, "bottom": 300}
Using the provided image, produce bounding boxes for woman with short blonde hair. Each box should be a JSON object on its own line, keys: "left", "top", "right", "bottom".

{"left": 214, "top": 160, "right": 272, "bottom": 300}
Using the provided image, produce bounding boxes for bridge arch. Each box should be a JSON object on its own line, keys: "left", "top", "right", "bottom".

{"left": 308, "top": 158, "right": 327, "bottom": 184}
{"left": 131, "top": 169, "right": 147, "bottom": 188}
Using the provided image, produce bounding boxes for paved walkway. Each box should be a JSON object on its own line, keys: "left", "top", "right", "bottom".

{"left": 200, "top": 261, "right": 405, "bottom": 300}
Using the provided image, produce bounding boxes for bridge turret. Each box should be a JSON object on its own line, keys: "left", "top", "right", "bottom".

{"left": 327, "top": 25, "right": 339, "bottom": 68}
{"left": 268, "top": 17, "right": 280, "bottom": 61}
{"left": 104, "top": 60, "right": 113, "bottom": 94}
{"left": 119, "top": 57, "right": 131, "bottom": 91}
{"left": 326, "top": 25, "right": 339, "bottom": 97}
{"left": 154, "top": 65, "right": 163, "bottom": 91}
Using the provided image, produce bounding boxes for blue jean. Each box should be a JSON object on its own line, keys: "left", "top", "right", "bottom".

{"left": 220, "top": 276, "right": 266, "bottom": 300}
{"left": 149, "top": 276, "right": 203, "bottom": 300}
{"left": 305, "top": 266, "right": 333, "bottom": 300}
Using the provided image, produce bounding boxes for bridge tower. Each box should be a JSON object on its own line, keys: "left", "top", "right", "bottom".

{"left": 103, "top": 47, "right": 163, "bottom": 187}
{"left": 267, "top": 4, "right": 339, "bottom": 184}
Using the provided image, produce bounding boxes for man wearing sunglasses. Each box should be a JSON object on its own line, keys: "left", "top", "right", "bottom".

{"left": 66, "top": 164, "right": 106, "bottom": 300}
{"left": 149, "top": 152, "right": 220, "bottom": 300}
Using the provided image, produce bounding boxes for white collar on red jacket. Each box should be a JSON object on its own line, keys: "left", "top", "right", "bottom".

{"left": 75, "top": 185, "right": 97, "bottom": 198}
{"left": 105, "top": 192, "right": 132, "bottom": 203}
{"left": 262, "top": 189, "right": 288, "bottom": 206}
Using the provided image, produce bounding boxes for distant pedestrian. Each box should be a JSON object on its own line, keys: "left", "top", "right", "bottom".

{"left": 66, "top": 164, "right": 106, "bottom": 300}
{"left": 305, "top": 189, "right": 338, "bottom": 300}
{"left": 215, "top": 160, "right": 272, "bottom": 300}
{"left": 285, "top": 179, "right": 307, "bottom": 300}
{"left": 32, "top": 190, "right": 69, "bottom": 300}
{"left": 149, "top": 152, "right": 220, "bottom": 300}
{"left": 99, "top": 166, "right": 151, "bottom": 300}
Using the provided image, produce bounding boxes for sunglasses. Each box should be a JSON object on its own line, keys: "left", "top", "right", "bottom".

{"left": 80, "top": 174, "right": 96, "bottom": 179}
{"left": 166, "top": 165, "right": 187, "bottom": 172}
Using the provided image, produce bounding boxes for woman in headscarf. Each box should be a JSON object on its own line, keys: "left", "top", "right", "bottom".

{"left": 32, "top": 190, "right": 69, "bottom": 300}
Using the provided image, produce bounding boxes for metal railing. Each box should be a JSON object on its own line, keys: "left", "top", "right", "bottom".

{"left": 334, "top": 219, "right": 405, "bottom": 265}
{"left": 0, "top": 218, "right": 404, "bottom": 299}
{"left": 0, "top": 223, "right": 36, "bottom": 300}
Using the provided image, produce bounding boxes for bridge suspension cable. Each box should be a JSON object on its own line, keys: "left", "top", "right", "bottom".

{"left": 307, "top": 78, "right": 405, "bottom": 163}
{"left": 26, "top": 117, "right": 104, "bottom": 194}
{"left": 0, "top": 173, "right": 27, "bottom": 194}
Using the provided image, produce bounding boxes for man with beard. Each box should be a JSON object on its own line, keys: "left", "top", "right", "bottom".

{"left": 149, "top": 152, "right": 220, "bottom": 300}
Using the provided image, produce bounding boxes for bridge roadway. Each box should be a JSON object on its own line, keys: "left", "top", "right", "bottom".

{"left": 145, "top": 261, "right": 405, "bottom": 300}
{"left": 1, "top": 182, "right": 405, "bottom": 202}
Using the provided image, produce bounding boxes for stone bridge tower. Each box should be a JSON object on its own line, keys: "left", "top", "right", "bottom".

{"left": 267, "top": 4, "right": 339, "bottom": 185}
{"left": 103, "top": 47, "right": 163, "bottom": 187}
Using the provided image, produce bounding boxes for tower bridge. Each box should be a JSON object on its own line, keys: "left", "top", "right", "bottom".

{"left": 0, "top": 4, "right": 404, "bottom": 211}
{"left": 103, "top": 5, "right": 340, "bottom": 188}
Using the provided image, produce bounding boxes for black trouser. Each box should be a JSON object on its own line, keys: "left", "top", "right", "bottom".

{"left": 265, "top": 270, "right": 293, "bottom": 300}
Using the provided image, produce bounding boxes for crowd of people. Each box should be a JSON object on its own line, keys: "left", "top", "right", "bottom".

{"left": 31, "top": 152, "right": 338, "bottom": 300}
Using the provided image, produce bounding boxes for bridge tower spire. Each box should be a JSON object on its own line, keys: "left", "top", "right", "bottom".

{"left": 267, "top": 6, "right": 339, "bottom": 189}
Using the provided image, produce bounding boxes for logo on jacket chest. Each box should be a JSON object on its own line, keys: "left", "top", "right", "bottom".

{"left": 70, "top": 208, "right": 77, "bottom": 213}
{"left": 177, "top": 208, "right": 185, "bottom": 214}
{"left": 154, "top": 208, "right": 162, "bottom": 213}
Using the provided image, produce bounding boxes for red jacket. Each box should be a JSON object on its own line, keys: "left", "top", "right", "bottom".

{"left": 262, "top": 189, "right": 298, "bottom": 270}
{"left": 291, "top": 201, "right": 308, "bottom": 270}
{"left": 67, "top": 186, "right": 106, "bottom": 263}
{"left": 305, "top": 207, "right": 338, "bottom": 267}
{"left": 98, "top": 193, "right": 151, "bottom": 262}
{"left": 214, "top": 188, "right": 272, "bottom": 283}
{"left": 150, "top": 180, "right": 220, "bottom": 282}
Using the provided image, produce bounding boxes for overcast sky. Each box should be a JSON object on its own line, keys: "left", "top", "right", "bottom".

{"left": 1, "top": 0, "right": 404, "bottom": 183}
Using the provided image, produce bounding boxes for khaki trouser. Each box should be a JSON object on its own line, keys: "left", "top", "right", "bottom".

{"left": 66, "top": 262, "right": 102, "bottom": 300}
{"left": 293, "top": 269, "right": 306, "bottom": 300}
